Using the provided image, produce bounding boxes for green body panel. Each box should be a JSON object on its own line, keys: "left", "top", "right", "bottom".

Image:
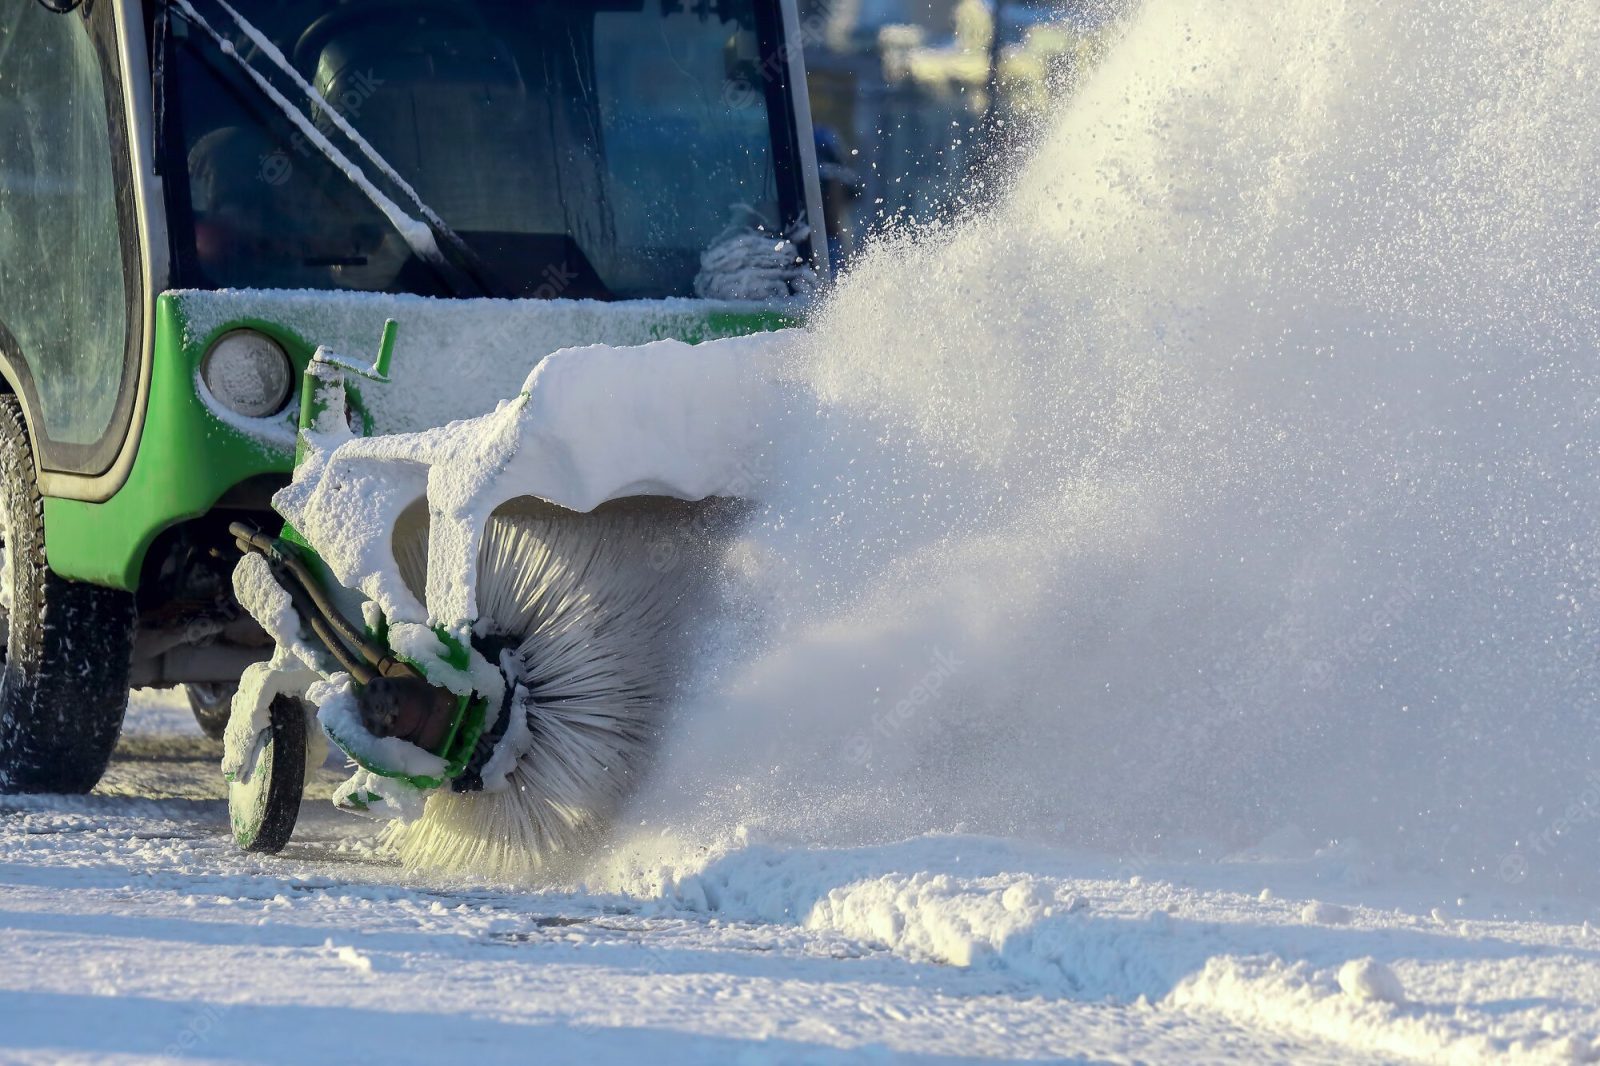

{"left": 44, "top": 295, "right": 314, "bottom": 589}
{"left": 42, "top": 292, "right": 797, "bottom": 591}
{"left": 659, "top": 308, "right": 795, "bottom": 343}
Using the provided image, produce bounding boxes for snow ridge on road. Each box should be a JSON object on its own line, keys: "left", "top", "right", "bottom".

{"left": 619, "top": 835, "right": 1600, "bottom": 1062}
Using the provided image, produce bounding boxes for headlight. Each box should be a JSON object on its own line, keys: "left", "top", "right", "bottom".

{"left": 201, "top": 330, "right": 294, "bottom": 419}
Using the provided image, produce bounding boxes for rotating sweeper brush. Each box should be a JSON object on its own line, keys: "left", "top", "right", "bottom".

{"left": 228, "top": 498, "right": 708, "bottom": 875}
{"left": 218, "top": 318, "right": 772, "bottom": 872}
{"left": 205, "top": 379, "right": 793, "bottom": 861}
{"left": 379, "top": 500, "right": 706, "bottom": 877}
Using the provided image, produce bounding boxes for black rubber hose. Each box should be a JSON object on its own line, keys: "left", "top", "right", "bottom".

{"left": 230, "top": 523, "right": 418, "bottom": 684}
{"left": 288, "top": 573, "right": 376, "bottom": 686}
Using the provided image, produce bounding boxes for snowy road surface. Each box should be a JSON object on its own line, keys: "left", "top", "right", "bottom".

{"left": 1, "top": 693, "right": 1597, "bottom": 1064}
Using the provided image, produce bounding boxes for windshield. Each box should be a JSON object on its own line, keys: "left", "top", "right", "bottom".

{"left": 158, "top": 0, "right": 808, "bottom": 299}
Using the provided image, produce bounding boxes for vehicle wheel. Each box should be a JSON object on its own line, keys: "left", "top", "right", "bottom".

{"left": 0, "top": 396, "right": 135, "bottom": 794}
{"left": 186, "top": 682, "right": 235, "bottom": 741}
{"left": 228, "top": 694, "right": 306, "bottom": 853}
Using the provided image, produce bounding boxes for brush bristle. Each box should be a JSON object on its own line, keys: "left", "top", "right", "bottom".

{"left": 381, "top": 501, "right": 702, "bottom": 881}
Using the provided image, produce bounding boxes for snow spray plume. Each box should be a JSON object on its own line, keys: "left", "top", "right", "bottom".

{"left": 622, "top": 0, "right": 1600, "bottom": 892}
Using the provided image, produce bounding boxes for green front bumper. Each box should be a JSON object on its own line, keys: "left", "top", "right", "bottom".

{"left": 43, "top": 291, "right": 795, "bottom": 591}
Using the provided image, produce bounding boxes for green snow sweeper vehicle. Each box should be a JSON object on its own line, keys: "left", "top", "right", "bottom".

{"left": 0, "top": 0, "right": 824, "bottom": 856}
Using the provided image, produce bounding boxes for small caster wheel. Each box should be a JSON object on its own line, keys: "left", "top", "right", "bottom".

{"left": 229, "top": 695, "right": 306, "bottom": 854}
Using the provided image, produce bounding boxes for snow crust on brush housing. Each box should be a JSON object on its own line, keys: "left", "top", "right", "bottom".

{"left": 212, "top": 284, "right": 793, "bottom": 819}
{"left": 255, "top": 328, "right": 787, "bottom": 816}
{"left": 275, "top": 329, "right": 790, "bottom": 630}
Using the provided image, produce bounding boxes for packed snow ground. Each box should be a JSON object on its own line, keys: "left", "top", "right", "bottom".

{"left": 2, "top": 693, "right": 1598, "bottom": 1064}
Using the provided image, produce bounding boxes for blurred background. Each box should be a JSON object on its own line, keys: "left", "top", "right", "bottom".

{"left": 799, "top": 0, "right": 1118, "bottom": 269}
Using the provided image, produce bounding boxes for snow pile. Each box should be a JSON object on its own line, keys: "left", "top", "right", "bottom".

{"left": 1302, "top": 901, "right": 1354, "bottom": 927}
{"left": 581, "top": 833, "right": 1597, "bottom": 1060}
{"left": 1168, "top": 957, "right": 1494, "bottom": 1063}
{"left": 623, "top": 0, "right": 1600, "bottom": 892}
{"left": 1336, "top": 958, "right": 1405, "bottom": 1004}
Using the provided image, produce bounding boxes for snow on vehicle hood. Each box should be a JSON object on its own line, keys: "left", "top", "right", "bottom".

{"left": 273, "top": 329, "right": 796, "bottom": 629}
{"left": 174, "top": 288, "right": 799, "bottom": 439}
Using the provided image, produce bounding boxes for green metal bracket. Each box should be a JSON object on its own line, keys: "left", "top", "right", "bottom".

{"left": 279, "top": 320, "right": 493, "bottom": 793}
{"left": 295, "top": 319, "right": 399, "bottom": 457}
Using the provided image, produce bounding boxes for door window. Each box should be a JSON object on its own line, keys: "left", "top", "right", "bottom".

{"left": 0, "top": 5, "right": 129, "bottom": 451}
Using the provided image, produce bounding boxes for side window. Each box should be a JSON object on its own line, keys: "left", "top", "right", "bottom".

{"left": 0, "top": 5, "right": 128, "bottom": 451}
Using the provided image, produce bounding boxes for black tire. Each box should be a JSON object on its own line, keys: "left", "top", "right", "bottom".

{"left": 186, "top": 683, "right": 235, "bottom": 741}
{"left": 228, "top": 695, "right": 306, "bottom": 853}
{"left": 0, "top": 396, "right": 135, "bottom": 794}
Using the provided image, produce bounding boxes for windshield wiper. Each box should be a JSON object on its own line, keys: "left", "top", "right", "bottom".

{"left": 167, "top": 0, "right": 504, "bottom": 300}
